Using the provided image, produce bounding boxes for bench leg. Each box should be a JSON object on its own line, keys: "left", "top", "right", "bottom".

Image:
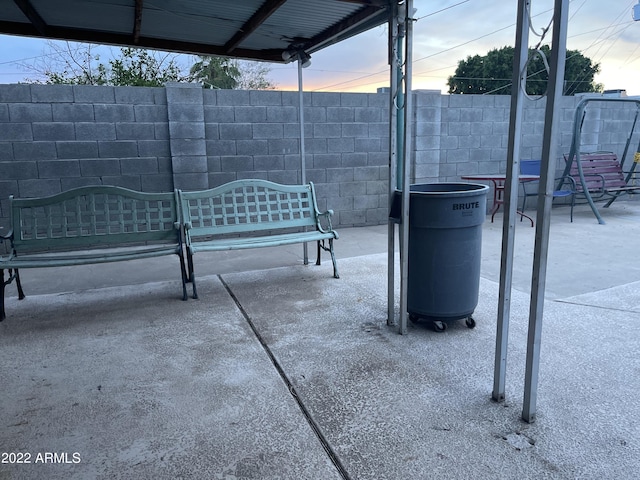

{"left": 316, "top": 241, "right": 321, "bottom": 266}
{"left": 186, "top": 250, "right": 198, "bottom": 299}
{"left": 1, "top": 268, "right": 25, "bottom": 321}
{"left": 177, "top": 252, "right": 188, "bottom": 301}
{"left": 317, "top": 239, "right": 339, "bottom": 279}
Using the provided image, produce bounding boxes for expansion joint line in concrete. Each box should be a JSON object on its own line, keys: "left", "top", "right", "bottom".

{"left": 218, "top": 274, "right": 352, "bottom": 480}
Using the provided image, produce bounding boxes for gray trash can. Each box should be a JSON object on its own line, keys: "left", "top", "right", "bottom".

{"left": 391, "top": 182, "right": 489, "bottom": 331}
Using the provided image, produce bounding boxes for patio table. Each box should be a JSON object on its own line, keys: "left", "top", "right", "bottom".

{"left": 461, "top": 174, "right": 539, "bottom": 226}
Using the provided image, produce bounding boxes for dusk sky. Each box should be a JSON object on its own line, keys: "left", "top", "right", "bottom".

{"left": 0, "top": 1, "right": 639, "bottom": 95}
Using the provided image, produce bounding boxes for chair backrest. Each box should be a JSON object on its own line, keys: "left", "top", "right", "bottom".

{"left": 520, "top": 160, "right": 541, "bottom": 176}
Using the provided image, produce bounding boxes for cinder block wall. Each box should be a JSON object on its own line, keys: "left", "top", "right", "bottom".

{"left": 1, "top": 83, "right": 638, "bottom": 230}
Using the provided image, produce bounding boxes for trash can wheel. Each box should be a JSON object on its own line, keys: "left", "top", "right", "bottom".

{"left": 432, "top": 320, "right": 447, "bottom": 332}
{"left": 465, "top": 316, "right": 476, "bottom": 329}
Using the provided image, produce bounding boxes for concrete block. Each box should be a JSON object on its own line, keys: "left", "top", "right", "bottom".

{"left": 237, "top": 140, "right": 269, "bottom": 156}
{"left": 354, "top": 166, "right": 381, "bottom": 181}
{"left": 327, "top": 107, "right": 354, "bottom": 123}
{"left": 98, "top": 140, "right": 139, "bottom": 158}
{"left": 340, "top": 123, "right": 368, "bottom": 138}
{"left": 415, "top": 107, "right": 440, "bottom": 123}
{"left": 250, "top": 91, "right": 282, "bottom": 106}
{"left": 304, "top": 106, "right": 327, "bottom": 123}
{"left": 205, "top": 123, "right": 220, "bottom": 140}
{"left": 304, "top": 138, "right": 327, "bottom": 154}
{"left": 120, "top": 157, "right": 159, "bottom": 175}
{"left": 73, "top": 85, "right": 116, "bottom": 103}
{"left": 340, "top": 181, "right": 366, "bottom": 196}
{"left": 94, "top": 104, "right": 135, "bottom": 123}
{"left": 414, "top": 163, "right": 440, "bottom": 179}
{"left": 327, "top": 168, "right": 354, "bottom": 183}
{"left": 267, "top": 170, "right": 298, "bottom": 185}
{"left": 167, "top": 104, "right": 204, "bottom": 123}
{"left": 208, "top": 172, "right": 237, "bottom": 187}
{"left": 282, "top": 91, "right": 310, "bottom": 107}
{"left": 445, "top": 149, "right": 470, "bottom": 163}
{"left": 313, "top": 154, "right": 341, "bottom": 169}
{"left": 285, "top": 154, "right": 303, "bottom": 171}
{"left": 56, "top": 141, "right": 98, "bottom": 159}
{"left": 17, "top": 179, "right": 61, "bottom": 197}
{"left": 354, "top": 138, "right": 381, "bottom": 153}
{"left": 0, "top": 84, "right": 31, "bottom": 103}
{"left": 216, "top": 90, "right": 251, "bottom": 106}
{"left": 141, "top": 174, "right": 174, "bottom": 192}
{"left": 314, "top": 123, "right": 341, "bottom": 138}
{"left": 172, "top": 156, "right": 208, "bottom": 173}
{"left": 115, "top": 86, "right": 157, "bottom": 104}
{"left": 367, "top": 152, "right": 387, "bottom": 166}
{"left": 353, "top": 195, "right": 379, "bottom": 210}
{"left": 471, "top": 122, "right": 493, "bottom": 136}
{"left": 305, "top": 169, "right": 326, "bottom": 184}
{"left": 9, "top": 104, "right": 53, "bottom": 122}
{"left": 116, "top": 123, "right": 156, "bottom": 140}
{"left": 0, "top": 161, "right": 38, "bottom": 180}
{"left": 237, "top": 170, "right": 269, "bottom": 181}
{"left": 0, "top": 142, "right": 12, "bottom": 161}
{"left": 43, "top": 158, "right": 79, "bottom": 184}
{"left": 100, "top": 175, "right": 141, "bottom": 191}
{"left": 13, "top": 142, "right": 57, "bottom": 161}
{"left": 202, "top": 89, "right": 217, "bottom": 106}
{"left": 441, "top": 135, "right": 459, "bottom": 149}
{"left": 76, "top": 123, "right": 117, "bottom": 141}
{"left": 79, "top": 158, "right": 120, "bottom": 176}
{"left": 154, "top": 123, "right": 170, "bottom": 140}
{"left": 482, "top": 108, "right": 508, "bottom": 122}
{"left": 460, "top": 108, "right": 483, "bottom": 122}
{"left": 366, "top": 180, "right": 387, "bottom": 195}
{"left": 169, "top": 121, "right": 206, "bottom": 139}
{"left": 448, "top": 95, "right": 474, "bottom": 107}
{"left": 0, "top": 104, "right": 8, "bottom": 122}
{"left": 368, "top": 122, "right": 389, "bottom": 138}
{"left": 480, "top": 134, "right": 503, "bottom": 148}
{"left": 442, "top": 108, "right": 460, "bottom": 123}
{"left": 221, "top": 155, "right": 254, "bottom": 172}
{"left": 204, "top": 106, "right": 235, "bottom": 123}
{"left": 235, "top": 106, "right": 267, "bottom": 123}
{"left": 30, "top": 85, "right": 73, "bottom": 103}
{"left": 169, "top": 138, "right": 206, "bottom": 157}
{"left": 458, "top": 135, "right": 480, "bottom": 149}
{"left": 206, "top": 140, "right": 236, "bottom": 156}
{"left": 368, "top": 93, "right": 389, "bottom": 108}
{"left": 174, "top": 172, "right": 209, "bottom": 190}
{"left": 340, "top": 93, "right": 367, "bottom": 107}
{"left": 207, "top": 156, "right": 221, "bottom": 172}
{"left": 60, "top": 177, "right": 101, "bottom": 190}
{"left": 342, "top": 152, "right": 367, "bottom": 167}
{"left": 165, "top": 84, "right": 203, "bottom": 105}
{"left": 31, "top": 122, "right": 74, "bottom": 141}
{"left": 448, "top": 122, "right": 471, "bottom": 136}
{"left": 328, "top": 137, "right": 354, "bottom": 153}
{"left": 266, "top": 106, "right": 297, "bottom": 123}
{"left": 469, "top": 148, "right": 492, "bottom": 162}
{"left": 311, "top": 92, "right": 340, "bottom": 107}
{"left": 253, "top": 155, "right": 285, "bottom": 171}
{"left": 268, "top": 138, "right": 299, "bottom": 155}
{"left": 134, "top": 105, "right": 168, "bottom": 122}
{"left": 354, "top": 107, "right": 382, "bottom": 123}
{"left": 220, "top": 123, "right": 252, "bottom": 140}
{"left": 253, "top": 123, "right": 283, "bottom": 139}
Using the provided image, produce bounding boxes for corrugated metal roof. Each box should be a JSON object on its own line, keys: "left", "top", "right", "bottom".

{"left": 0, "top": 0, "right": 392, "bottom": 62}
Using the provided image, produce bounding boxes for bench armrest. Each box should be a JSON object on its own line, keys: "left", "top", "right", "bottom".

{"left": 316, "top": 209, "right": 335, "bottom": 233}
{"left": 0, "top": 229, "right": 14, "bottom": 255}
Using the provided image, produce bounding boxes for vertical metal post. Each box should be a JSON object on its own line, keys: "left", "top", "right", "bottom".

{"left": 493, "top": 0, "right": 530, "bottom": 402}
{"left": 398, "top": 0, "right": 414, "bottom": 335}
{"left": 387, "top": 5, "right": 399, "bottom": 326}
{"left": 298, "top": 57, "right": 308, "bottom": 265}
{"left": 522, "top": 0, "right": 569, "bottom": 423}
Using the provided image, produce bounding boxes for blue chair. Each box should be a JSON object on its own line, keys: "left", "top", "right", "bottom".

{"left": 520, "top": 159, "right": 576, "bottom": 222}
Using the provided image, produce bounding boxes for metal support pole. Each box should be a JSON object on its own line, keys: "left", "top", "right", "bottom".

{"left": 522, "top": 0, "right": 569, "bottom": 423}
{"left": 398, "top": 0, "right": 414, "bottom": 335}
{"left": 387, "top": 5, "right": 399, "bottom": 326}
{"left": 492, "top": 0, "right": 530, "bottom": 402}
{"left": 298, "top": 57, "right": 308, "bottom": 265}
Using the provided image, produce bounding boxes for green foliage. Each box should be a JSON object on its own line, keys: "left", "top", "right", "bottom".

{"left": 447, "top": 45, "right": 602, "bottom": 95}
{"left": 188, "top": 56, "right": 240, "bottom": 89}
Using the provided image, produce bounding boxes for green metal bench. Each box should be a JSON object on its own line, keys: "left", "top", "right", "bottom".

{"left": 1, "top": 186, "right": 188, "bottom": 320}
{"left": 179, "top": 179, "right": 339, "bottom": 299}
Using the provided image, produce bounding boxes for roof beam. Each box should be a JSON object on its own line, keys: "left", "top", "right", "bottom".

{"left": 132, "top": 0, "right": 143, "bottom": 44}
{"left": 13, "top": 0, "right": 48, "bottom": 35}
{"left": 223, "top": 0, "right": 287, "bottom": 54}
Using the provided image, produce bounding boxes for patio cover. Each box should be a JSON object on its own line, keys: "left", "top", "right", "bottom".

{"left": 0, "top": 0, "right": 392, "bottom": 62}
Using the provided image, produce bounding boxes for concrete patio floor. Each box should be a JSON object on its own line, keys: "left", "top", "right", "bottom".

{"left": 1, "top": 200, "right": 639, "bottom": 479}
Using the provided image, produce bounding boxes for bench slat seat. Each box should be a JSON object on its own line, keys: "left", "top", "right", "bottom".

{"left": 1, "top": 186, "right": 188, "bottom": 320}
{"left": 179, "top": 179, "right": 339, "bottom": 299}
{"left": 565, "top": 152, "right": 640, "bottom": 197}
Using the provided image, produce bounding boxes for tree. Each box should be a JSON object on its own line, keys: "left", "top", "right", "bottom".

{"left": 447, "top": 45, "right": 602, "bottom": 95}
{"left": 188, "top": 56, "right": 240, "bottom": 89}
{"left": 20, "top": 41, "right": 187, "bottom": 86}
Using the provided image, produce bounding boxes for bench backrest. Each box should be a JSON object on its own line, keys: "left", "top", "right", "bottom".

{"left": 179, "top": 180, "right": 321, "bottom": 236}
{"left": 10, "top": 186, "right": 180, "bottom": 253}
{"left": 564, "top": 152, "right": 627, "bottom": 192}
